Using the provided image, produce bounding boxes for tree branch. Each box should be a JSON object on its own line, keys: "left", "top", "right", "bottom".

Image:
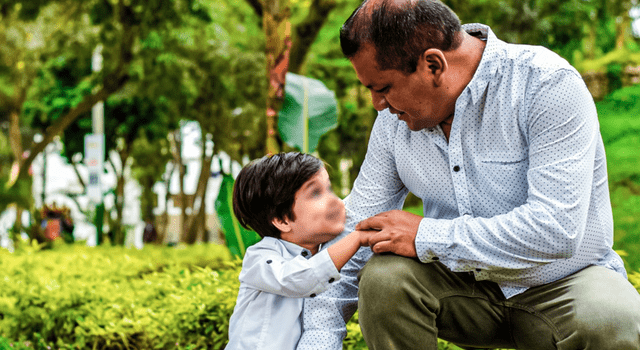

{"left": 244, "top": 0, "right": 263, "bottom": 19}
{"left": 17, "top": 73, "right": 128, "bottom": 182}
{"left": 289, "top": 0, "right": 337, "bottom": 73}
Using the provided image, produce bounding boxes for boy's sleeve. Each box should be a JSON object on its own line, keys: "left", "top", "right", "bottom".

{"left": 240, "top": 247, "right": 341, "bottom": 298}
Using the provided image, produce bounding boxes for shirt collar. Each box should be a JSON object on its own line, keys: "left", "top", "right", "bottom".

{"left": 278, "top": 238, "right": 313, "bottom": 259}
{"left": 461, "top": 23, "right": 502, "bottom": 105}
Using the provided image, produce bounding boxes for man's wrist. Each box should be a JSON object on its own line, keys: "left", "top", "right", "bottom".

{"left": 415, "top": 217, "right": 454, "bottom": 263}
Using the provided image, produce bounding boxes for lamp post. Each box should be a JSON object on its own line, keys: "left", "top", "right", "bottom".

{"left": 86, "top": 45, "right": 105, "bottom": 245}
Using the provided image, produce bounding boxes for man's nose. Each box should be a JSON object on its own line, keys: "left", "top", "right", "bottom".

{"left": 371, "top": 91, "right": 389, "bottom": 111}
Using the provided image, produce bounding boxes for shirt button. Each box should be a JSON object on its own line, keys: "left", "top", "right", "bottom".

{"left": 432, "top": 257, "right": 439, "bottom": 261}
{"left": 476, "top": 268, "right": 481, "bottom": 272}
{"left": 328, "top": 278, "right": 335, "bottom": 283}
{"left": 301, "top": 251, "right": 309, "bottom": 257}
{"left": 310, "top": 293, "right": 317, "bottom": 298}
{"left": 266, "top": 260, "right": 272, "bottom": 264}
{"left": 453, "top": 166, "right": 460, "bottom": 172}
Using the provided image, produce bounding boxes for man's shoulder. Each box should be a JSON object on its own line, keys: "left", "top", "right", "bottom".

{"left": 475, "top": 24, "right": 576, "bottom": 77}
{"left": 496, "top": 39, "right": 577, "bottom": 80}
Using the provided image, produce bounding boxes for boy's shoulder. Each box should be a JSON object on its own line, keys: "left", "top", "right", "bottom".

{"left": 244, "top": 236, "right": 280, "bottom": 254}
{"left": 243, "top": 237, "right": 311, "bottom": 264}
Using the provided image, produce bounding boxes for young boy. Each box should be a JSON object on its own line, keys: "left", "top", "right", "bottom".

{"left": 226, "top": 152, "right": 367, "bottom": 350}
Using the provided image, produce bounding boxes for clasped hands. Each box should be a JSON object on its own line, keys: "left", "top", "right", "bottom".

{"left": 356, "top": 210, "right": 422, "bottom": 258}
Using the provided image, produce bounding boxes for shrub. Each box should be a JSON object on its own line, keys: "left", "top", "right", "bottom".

{"left": 0, "top": 242, "right": 238, "bottom": 349}
{"left": 1, "top": 241, "right": 638, "bottom": 350}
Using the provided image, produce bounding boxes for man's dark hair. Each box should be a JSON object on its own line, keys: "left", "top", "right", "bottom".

{"left": 232, "top": 152, "right": 324, "bottom": 239}
{"left": 340, "top": 0, "right": 462, "bottom": 73}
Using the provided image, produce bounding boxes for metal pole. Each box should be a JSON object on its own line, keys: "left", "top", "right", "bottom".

{"left": 42, "top": 145, "right": 46, "bottom": 205}
{"left": 90, "top": 45, "right": 105, "bottom": 245}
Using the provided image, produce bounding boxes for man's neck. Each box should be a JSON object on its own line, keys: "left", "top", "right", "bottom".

{"left": 439, "top": 32, "right": 486, "bottom": 141}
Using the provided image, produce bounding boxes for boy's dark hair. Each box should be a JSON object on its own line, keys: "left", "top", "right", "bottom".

{"left": 340, "top": 0, "right": 462, "bottom": 74}
{"left": 232, "top": 152, "right": 324, "bottom": 239}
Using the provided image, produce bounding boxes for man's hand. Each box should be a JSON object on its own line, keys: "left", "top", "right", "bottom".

{"left": 356, "top": 210, "right": 422, "bottom": 257}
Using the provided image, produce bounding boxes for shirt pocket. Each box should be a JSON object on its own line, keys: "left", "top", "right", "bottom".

{"left": 478, "top": 151, "right": 529, "bottom": 207}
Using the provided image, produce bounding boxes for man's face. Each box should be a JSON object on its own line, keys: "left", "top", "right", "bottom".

{"left": 350, "top": 44, "right": 453, "bottom": 131}
{"left": 280, "top": 168, "right": 346, "bottom": 250}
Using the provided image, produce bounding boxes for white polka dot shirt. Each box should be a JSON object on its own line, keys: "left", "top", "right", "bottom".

{"left": 297, "top": 24, "right": 627, "bottom": 349}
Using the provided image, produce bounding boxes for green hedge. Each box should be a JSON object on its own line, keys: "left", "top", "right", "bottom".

{"left": 1, "top": 241, "right": 639, "bottom": 350}
{"left": 0, "top": 241, "right": 239, "bottom": 349}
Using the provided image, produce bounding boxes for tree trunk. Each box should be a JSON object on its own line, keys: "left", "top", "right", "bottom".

{"left": 102, "top": 152, "right": 128, "bottom": 246}
{"left": 264, "top": 0, "right": 292, "bottom": 154}
{"left": 156, "top": 161, "right": 174, "bottom": 244}
{"left": 170, "top": 129, "right": 188, "bottom": 243}
{"left": 183, "top": 133, "right": 213, "bottom": 244}
{"left": 244, "top": 0, "right": 337, "bottom": 74}
{"left": 113, "top": 151, "right": 128, "bottom": 245}
{"left": 8, "top": 109, "right": 24, "bottom": 244}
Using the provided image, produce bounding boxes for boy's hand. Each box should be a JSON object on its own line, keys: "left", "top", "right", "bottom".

{"left": 356, "top": 229, "right": 375, "bottom": 247}
{"left": 356, "top": 210, "right": 422, "bottom": 257}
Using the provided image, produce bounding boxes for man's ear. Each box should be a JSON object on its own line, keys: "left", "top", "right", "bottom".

{"left": 272, "top": 217, "right": 292, "bottom": 233}
{"left": 418, "top": 48, "right": 448, "bottom": 87}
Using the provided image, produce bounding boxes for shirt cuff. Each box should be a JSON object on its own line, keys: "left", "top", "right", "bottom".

{"left": 415, "top": 217, "right": 456, "bottom": 263}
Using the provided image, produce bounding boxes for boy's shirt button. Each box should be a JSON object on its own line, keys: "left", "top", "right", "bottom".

{"left": 328, "top": 278, "right": 335, "bottom": 283}
{"left": 301, "top": 251, "right": 309, "bottom": 257}
{"left": 266, "top": 260, "right": 272, "bottom": 264}
{"left": 310, "top": 293, "right": 316, "bottom": 298}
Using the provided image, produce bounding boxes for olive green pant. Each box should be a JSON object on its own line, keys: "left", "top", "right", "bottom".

{"left": 358, "top": 254, "right": 640, "bottom": 350}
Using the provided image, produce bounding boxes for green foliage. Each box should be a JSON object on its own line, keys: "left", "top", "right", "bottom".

{"left": 214, "top": 173, "right": 260, "bottom": 258}
{"left": 596, "top": 84, "right": 640, "bottom": 271}
{"left": 2, "top": 240, "right": 640, "bottom": 350}
{"left": 0, "top": 242, "right": 238, "bottom": 349}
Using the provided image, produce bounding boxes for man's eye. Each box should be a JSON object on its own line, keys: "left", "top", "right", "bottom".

{"left": 376, "top": 86, "right": 389, "bottom": 93}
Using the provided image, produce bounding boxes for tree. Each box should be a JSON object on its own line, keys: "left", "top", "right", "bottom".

{"left": 0, "top": 1, "right": 107, "bottom": 242}
{"left": 168, "top": 14, "right": 266, "bottom": 243}
{"left": 60, "top": 96, "right": 173, "bottom": 245}
{"left": 1, "top": 0, "right": 218, "bottom": 244}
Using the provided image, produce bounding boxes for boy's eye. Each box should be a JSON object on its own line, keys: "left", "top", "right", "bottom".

{"left": 311, "top": 189, "right": 322, "bottom": 197}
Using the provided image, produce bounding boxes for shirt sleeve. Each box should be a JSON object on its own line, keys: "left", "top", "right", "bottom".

{"left": 416, "top": 69, "right": 601, "bottom": 277}
{"left": 298, "top": 112, "right": 408, "bottom": 349}
{"left": 240, "top": 247, "right": 341, "bottom": 298}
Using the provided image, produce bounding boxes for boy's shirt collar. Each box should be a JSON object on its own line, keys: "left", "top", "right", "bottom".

{"left": 264, "top": 236, "right": 314, "bottom": 259}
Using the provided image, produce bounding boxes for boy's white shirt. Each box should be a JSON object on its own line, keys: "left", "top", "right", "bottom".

{"left": 226, "top": 237, "right": 341, "bottom": 350}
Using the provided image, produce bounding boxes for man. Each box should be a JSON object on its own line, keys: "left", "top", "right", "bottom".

{"left": 297, "top": 0, "right": 640, "bottom": 349}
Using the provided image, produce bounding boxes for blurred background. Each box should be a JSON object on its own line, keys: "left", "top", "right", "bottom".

{"left": 0, "top": 0, "right": 639, "bottom": 268}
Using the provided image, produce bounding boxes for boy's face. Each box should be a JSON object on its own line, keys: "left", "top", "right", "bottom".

{"left": 278, "top": 167, "right": 346, "bottom": 253}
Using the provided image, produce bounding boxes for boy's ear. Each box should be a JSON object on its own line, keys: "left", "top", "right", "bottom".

{"left": 272, "top": 217, "right": 292, "bottom": 233}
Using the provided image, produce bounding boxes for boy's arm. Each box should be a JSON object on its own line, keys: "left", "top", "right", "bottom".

{"left": 241, "top": 243, "right": 340, "bottom": 298}
{"left": 327, "top": 230, "right": 369, "bottom": 271}
{"left": 240, "top": 233, "right": 367, "bottom": 298}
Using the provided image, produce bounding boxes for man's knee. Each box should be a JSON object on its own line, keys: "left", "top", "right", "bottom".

{"left": 359, "top": 254, "right": 418, "bottom": 301}
{"left": 557, "top": 267, "right": 640, "bottom": 349}
{"left": 572, "top": 297, "right": 640, "bottom": 349}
